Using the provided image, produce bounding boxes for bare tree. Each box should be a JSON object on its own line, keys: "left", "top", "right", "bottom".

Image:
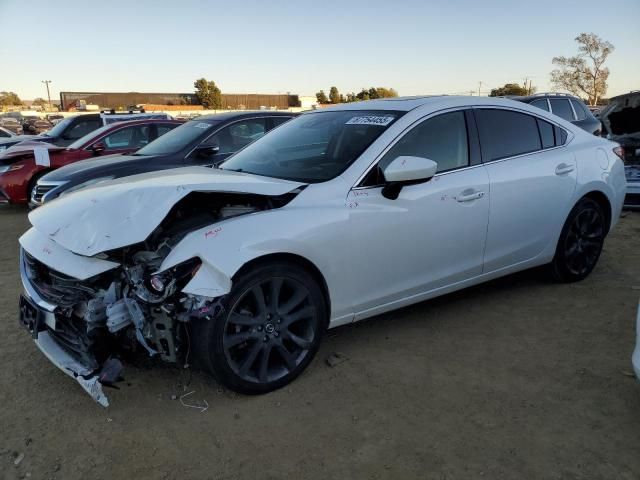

{"left": 550, "top": 33, "right": 614, "bottom": 105}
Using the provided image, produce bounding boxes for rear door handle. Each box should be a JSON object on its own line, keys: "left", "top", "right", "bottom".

{"left": 555, "top": 163, "right": 575, "bottom": 175}
{"left": 456, "top": 190, "right": 485, "bottom": 203}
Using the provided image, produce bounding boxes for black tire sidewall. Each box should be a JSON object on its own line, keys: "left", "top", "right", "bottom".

{"left": 200, "top": 262, "right": 326, "bottom": 394}
{"left": 551, "top": 197, "right": 605, "bottom": 282}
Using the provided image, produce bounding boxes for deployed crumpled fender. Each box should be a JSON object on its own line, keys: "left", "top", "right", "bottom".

{"left": 157, "top": 195, "right": 355, "bottom": 325}
{"left": 28, "top": 167, "right": 304, "bottom": 256}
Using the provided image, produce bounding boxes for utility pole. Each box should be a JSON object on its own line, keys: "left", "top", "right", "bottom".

{"left": 478, "top": 81, "right": 482, "bottom": 97}
{"left": 41, "top": 80, "right": 52, "bottom": 111}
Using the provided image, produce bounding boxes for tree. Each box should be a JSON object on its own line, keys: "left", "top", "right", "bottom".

{"left": 550, "top": 33, "right": 614, "bottom": 106}
{"left": 194, "top": 78, "right": 222, "bottom": 109}
{"left": 315, "top": 90, "right": 329, "bottom": 104}
{"left": 32, "top": 97, "right": 47, "bottom": 106}
{"left": 375, "top": 87, "right": 398, "bottom": 98}
{"left": 0, "top": 91, "right": 22, "bottom": 107}
{"left": 329, "top": 86, "right": 340, "bottom": 104}
{"left": 489, "top": 83, "right": 530, "bottom": 97}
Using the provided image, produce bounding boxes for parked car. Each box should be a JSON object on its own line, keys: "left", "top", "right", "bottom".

{"left": 33, "top": 111, "right": 296, "bottom": 206}
{"left": 0, "top": 119, "right": 181, "bottom": 204}
{"left": 17, "top": 96, "right": 626, "bottom": 406}
{"left": 0, "top": 126, "right": 16, "bottom": 138}
{"left": 46, "top": 114, "right": 64, "bottom": 124}
{"left": 598, "top": 91, "right": 640, "bottom": 208}
{"left": 22, "top": 117, "right": 52, "bottom": 134}
{"left": 512, "top": 93, "right": 601, "bottom": 135}
{"left": 0, "top": 117, "right": 24, "bottom": 136}
{"left": 0, "top": 111, "right": 172, "bottom": 151}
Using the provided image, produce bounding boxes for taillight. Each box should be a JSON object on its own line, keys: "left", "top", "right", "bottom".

{"left": 613, "top": 146, "right": 625, "bottom": 162}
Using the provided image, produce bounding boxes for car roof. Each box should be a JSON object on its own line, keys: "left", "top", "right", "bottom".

{"left": 195, "top": 110, "right": 298, "bottom": 122}
{"left": 510, "top": 93, "right": 581, "bottom": 102}
{"left": 303, "top": 95, "right": 545, "bottom": 113}
{"left": 100, "top": 118, "right": 182, "bottom": 130}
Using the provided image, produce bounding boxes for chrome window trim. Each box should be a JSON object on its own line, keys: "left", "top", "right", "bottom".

{"left": 352, "top": 104, "right": 573, "bottom": 189}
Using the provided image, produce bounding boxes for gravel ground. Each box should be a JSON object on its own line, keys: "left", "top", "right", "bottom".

{"left": 1, "top": 205, "right": 639, "bottom": 480}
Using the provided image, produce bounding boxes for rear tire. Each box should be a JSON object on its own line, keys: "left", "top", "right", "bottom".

{"left": 191, "top": 262, "right": 326, "bottom": 394}
{"left": 550, "top": 197, "right": 606, "bottom": 283}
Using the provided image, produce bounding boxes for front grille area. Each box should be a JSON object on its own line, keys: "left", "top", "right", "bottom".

{"left": 49, "top": 314, "right": 99, "bottom": 370}
{"left": 23, "top": 251, "right": 97, "bottom": 307}
{"left": 32, "top": 183, "right": 57, "bottom": 203}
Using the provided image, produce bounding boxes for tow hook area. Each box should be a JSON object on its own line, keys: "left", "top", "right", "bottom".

{"left": 34, "top": 331, "right": 111, "bottom": 407}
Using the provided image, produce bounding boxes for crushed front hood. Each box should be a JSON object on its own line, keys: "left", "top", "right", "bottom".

{"left": 29, "top": 167, "right": 304, "bottom": 256}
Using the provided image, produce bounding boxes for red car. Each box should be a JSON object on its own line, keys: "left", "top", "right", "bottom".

{"left": 0, "top": 119, "right": 181, "bottom": 204}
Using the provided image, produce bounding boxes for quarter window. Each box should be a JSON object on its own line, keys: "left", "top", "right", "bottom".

{"left": 475, "top": 109, "right": 541, "bottom": 161}
{"left": 530, "top": 99, "right": 549, "bottom": 111}
{"left": 549, "top": 99, "right": 575, "bottom": 121}
{"left": 570, "top": 99, "right": 587, "bottom": 120}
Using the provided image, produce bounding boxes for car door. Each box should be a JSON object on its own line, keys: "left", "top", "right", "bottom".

{"left": 193, "top": 118, "right": 268, "bottom": 167}
{"left": 347, "top": 109, "right": 490, "bottom": 316}
{"left": 474, "top": 108, "right": 577, "bottom": 273}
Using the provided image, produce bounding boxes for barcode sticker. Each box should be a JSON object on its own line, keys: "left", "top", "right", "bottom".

{"left": 346, "top": 116, "right": 394, "bottom": 126}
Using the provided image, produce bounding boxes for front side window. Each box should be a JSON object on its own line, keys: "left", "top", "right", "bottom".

{"left": 380, "top": 111, "right": 469, "bottom": 174}
{"left": 204, "top": 119, "right": 267, "bottom": 154}
{"left": 549, "top": 99, "right": 575, "bottom": 121}
{"left": 135, "top": 120, "right": 218, "bottom": 156}
{"left": 102, "top": 125, "right": 151, "bottom": 150}
{"left": 475, "top": 109, "right": 542, "bottom": 161}
{"left": 66, "top": 118, "right": 102, "bottom": 140}
{"left": 220, "top": 110, "right": 402, "bottom": 183}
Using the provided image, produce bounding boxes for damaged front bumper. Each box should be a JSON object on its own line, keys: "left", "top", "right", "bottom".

{"left": 19, "top": 249, "right": 110, "bottom": 406}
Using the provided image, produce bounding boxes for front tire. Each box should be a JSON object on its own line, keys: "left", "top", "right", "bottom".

{"left": 550, "top": 197, "right": 606, "bottom": 282}
{"left": 192, "top": 262, "right": 326, "bottom": 394}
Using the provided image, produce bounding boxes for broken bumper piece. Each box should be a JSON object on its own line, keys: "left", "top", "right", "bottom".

{"left": 34, "top": 331, "right": 109, "bottom": 407}
{"left": 19, "top": 248, "right": 111, "bottom": 407}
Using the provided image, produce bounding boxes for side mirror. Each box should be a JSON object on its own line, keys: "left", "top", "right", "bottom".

{"left": 91, "top": 142, "right": 106, "bottom": 155}
{"left": 195, "top": 144, "right": 220, "bottom": 157}
{"left": 381, "top": 156, "right": 438, "bottom": 200}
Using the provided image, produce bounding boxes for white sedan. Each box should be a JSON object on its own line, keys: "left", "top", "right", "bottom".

{"left": 18, "top": 96, "right": 627, "bottom": 405}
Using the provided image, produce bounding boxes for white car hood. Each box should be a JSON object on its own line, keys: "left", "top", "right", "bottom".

{"left": 28, "top": 167, "right": 304, "bottom": 256}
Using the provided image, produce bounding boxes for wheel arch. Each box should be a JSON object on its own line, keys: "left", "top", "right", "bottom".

{"left": 582, "top": 190, "right": 612, "bottom": 233}
{"left": 233, "top": 252, "right": 332, "bottom": 327}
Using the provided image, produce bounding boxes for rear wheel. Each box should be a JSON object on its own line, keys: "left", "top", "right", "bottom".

{"left": 550, "top": 197, "right": 606, "bottom": 282}
{"left": 192, "top": 262, "right": 326, "bottom": 394}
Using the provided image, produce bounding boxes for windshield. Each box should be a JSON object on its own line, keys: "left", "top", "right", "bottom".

{"left": 41, "top": 116, "right": 74, "bottom": 137}
{"left": 67, "top": 124, "right": 113, "bottom": 150}
{"left": 135, "top": 120, "right": 218, "bottom": 156}
{"left": 220, "top": 110, "right": 402, "bottom": 182}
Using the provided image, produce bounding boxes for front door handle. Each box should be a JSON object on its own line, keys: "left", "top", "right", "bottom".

{"left": 456, "top": 190, "right": 485, "bottom": 203}
{"left": 555, "top": 163, "right": 575, "bottom": 175}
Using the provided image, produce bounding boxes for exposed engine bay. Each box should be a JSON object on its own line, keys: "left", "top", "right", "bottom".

{"left": 20, "top": 190, "right": 299, "bottom": 406}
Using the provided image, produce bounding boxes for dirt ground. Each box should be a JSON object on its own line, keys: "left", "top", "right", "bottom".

{"left": 1, "top": 205, "right": 639, "bottom": 480}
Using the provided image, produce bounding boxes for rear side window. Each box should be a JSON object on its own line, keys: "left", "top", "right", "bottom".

{"left": 537, "top": 118, "right": 555, "bottom": 148}
{"left": 570, "top": 99, "right": 587, "bottom": 120}
{"left": 530, "top": 99, "right": 549, "bottom": 111}
{"left": 549, "top": 99, "right": 575, "bottom": 121}
{"left": 271, "top": 117, "right": 292, "bottom": 128}
{"left": 475, "top": 109, "right": 541, "bottom": 161}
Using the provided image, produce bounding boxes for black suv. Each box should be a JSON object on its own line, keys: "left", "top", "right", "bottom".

{"left": 512, "top": 93, "right": 601, "bottom": 135}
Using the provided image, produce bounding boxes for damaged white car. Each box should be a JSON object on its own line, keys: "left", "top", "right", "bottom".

{"left": 18, "top": 96, "right": 627, "bottom": 406}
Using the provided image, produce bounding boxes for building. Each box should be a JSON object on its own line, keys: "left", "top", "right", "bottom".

{"left": 59, "top": 91, "right": 301, "bottom": 111}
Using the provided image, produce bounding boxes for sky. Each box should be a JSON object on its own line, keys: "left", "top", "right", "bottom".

{"left": 0, "top": 0, "right": 638, "bottom": 101}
